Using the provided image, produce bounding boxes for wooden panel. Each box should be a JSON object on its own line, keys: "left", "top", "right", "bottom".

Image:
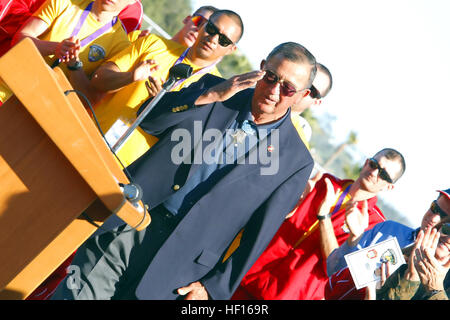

{"left": 0, "top": 96, "right": 97, "bottom": 290}
{"left": 0, "top": 39, "right": 150, "bottom": 299}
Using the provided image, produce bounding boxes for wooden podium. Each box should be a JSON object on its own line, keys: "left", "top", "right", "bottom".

{"left": 0, "top": 39, "right": 151, "bottom": 299}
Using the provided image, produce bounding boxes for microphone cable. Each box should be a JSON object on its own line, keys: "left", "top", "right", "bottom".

{"left": 64, "top": 89, "right": 148, "bottom": 234}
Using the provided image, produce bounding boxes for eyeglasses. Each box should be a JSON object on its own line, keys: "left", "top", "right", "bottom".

{"left": 204, "top": 21, "right": 234, "bottom": 47}
{"left": 430, "top": 200, "right": 448, "bottom": 219}
{"left": 262, "top": 69, "right": 301, "bottom": 97}
{"left": 191, "top": 14, "right": 208, "bottom": 27}
{"left": 309, "top": 85, "right": 322, "bottom": 99}
{"left": 367, "top": 157, "right": 393, "bottom": 183}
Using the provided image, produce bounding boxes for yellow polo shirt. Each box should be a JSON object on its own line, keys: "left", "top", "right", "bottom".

{"left": 95, "top": 33, "right": 221, "bottom": 167}
{"left": 0, "top": 0, "right": 130, "bottom": 103}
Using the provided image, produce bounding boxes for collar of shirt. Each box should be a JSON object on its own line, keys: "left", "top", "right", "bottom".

{"left": 234, "top": 103, "right": 291, "bottom": 140}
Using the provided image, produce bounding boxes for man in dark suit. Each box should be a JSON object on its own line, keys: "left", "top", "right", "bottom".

{"left": 52, "top": 42, "right": 317, "bottom": 300}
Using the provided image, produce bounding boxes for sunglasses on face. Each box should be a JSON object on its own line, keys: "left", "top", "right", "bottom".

{"left": 204, "top": 21, "right": 234, "bottom": 47}
{"left": 441, "top": 223, "right": 450, "bottom": 236}
{"left": 367, "top": 157, "right": 393, "bottom": 183}
{"left": 262, "top": 69, "right": 301, "bottom": 97}
{"left": 191, "top": 14, "right": 208, "bottom": 27}
{"left": 430, "top": 200, "right": 449, "bottom": 219}
{"left": 309, "top": 85, "right": 322, "bottom": 99}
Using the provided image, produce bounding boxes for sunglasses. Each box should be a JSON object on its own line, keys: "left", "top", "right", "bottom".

{"left": 309, "top": 85, "right": 322, "bottom": 99}
{"left": 262, "top": 69, "right": 301, "bottom": 97}
{"left": 191, "top": 14, "right": 208, "bottom": 27}
{"left": 430, "top": 200, "right": 448, "bottom": 219}
{"left": 204, "top": 21, "right": 234, "bottom": 47}
{"left": 441, "top": 223, "right": 450, "bottom": 236}
{"left": 367, "top": 157, "right": 393, "bottom": 183}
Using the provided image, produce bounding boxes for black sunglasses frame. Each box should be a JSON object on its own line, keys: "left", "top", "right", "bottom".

{"left": 368, "top": 157, "right": 393, "bottom": 184}
{"left": 204, "top": 21, "right": 234, "bottom": 47}
{"left": 430, "top": 200, "right": 448, "bottom": 219}
{"left": 261, "top": 69, "right": 301, "bottom": 97}
{"left": 310, "top": 85, "right": 322, "bottom": 99}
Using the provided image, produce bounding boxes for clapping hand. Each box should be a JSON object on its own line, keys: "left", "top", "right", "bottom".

{"left": 344, "top": 200, "right": 369, "bottom": 246}
{"left": 132, "top": 59, "right": 159, "bottom": 82}
{"left": 413, "top": 227, "right": 450, "bottom": 293}
{"left": 55, "top": 36, "right": 80, "bottom": 63}
{"left": 317, "top": 177, "right": 340, "bottom": 218}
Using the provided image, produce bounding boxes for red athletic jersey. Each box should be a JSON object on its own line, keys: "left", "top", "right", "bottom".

{"left": 324, "top": 266, "right": 366, "bottom": 300}
{"left": 232, "top": 173, "right": 385, "bottom": 300}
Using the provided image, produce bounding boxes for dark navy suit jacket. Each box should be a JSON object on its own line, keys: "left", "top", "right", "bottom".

{"left": 127, "top": 74, "right": 314, "bottom": 299}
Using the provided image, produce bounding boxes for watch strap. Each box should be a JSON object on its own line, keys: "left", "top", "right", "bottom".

{"left": 67, "top": 60, "right": 83, "bottom": 71}
{"left": 317, "top": 213, "right": 332, "bottom": 220}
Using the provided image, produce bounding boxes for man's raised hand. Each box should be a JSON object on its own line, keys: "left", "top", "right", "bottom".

{"left": 195, "top": 70, "right": 266, "bottom": 105}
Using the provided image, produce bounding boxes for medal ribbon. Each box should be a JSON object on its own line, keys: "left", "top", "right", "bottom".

{"left": 72, "top": 2, "right": 118, "bottom": 48}
{"left": 51, "top": 1, "right": 118, "bottom": 67}
{"left": 292, "top": 182, "right": 353, "bottom": 249}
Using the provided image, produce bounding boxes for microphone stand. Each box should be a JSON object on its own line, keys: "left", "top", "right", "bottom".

{"left": 111, "top": 63, "right": 192, "bottom": 153}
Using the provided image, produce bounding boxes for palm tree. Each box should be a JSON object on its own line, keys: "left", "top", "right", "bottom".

{"left": 323, "top": 131, "right": 358, "bottom": 169}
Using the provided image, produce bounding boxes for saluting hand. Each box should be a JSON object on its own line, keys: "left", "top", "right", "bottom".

{"left": 195, "top": 70, "right": 266, "bottom": 105}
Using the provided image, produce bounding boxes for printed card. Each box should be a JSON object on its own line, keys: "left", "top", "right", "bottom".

{"left": 344, "top": 237, "right": 406, "bottom": 289}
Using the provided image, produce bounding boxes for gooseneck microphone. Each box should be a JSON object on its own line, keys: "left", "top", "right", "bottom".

{"left": 111, "top": 63, "right": 193, "bottom": 153}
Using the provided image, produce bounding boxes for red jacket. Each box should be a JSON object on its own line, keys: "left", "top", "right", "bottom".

{"left": 232, "top": 173, "right": 385, "bottom": 300}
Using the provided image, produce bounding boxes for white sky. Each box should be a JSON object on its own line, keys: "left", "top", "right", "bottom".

{"left": 192, "top": 0, "right": 450, "bottom": 227}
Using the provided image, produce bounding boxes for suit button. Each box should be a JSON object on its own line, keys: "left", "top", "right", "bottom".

{"left": 173, "top": 184, "right": 180, "bottom": 191}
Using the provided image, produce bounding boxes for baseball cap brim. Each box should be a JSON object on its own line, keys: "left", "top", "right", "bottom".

{"left": 437, "top": 188, "right": 450, "bottom": 200}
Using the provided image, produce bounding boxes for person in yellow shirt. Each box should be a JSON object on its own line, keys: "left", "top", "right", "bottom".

{"left": 0, "top": 0, "right": 132, "bottom": 103}
{"left": 128, "top": 5, "right": 218, "bottom": 45}
{"left": 90, "top": 9, "right": 244, "bottom": 166}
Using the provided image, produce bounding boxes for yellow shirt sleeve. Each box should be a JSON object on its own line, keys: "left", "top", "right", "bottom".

{"left": 127, "top": 30, "right": 141, "bottom": 43}
{"left": 109, "top": 33, "right": 160, "bottom": 72}
{"left": 33, "top": 0, "right": 71, "bottom": 26}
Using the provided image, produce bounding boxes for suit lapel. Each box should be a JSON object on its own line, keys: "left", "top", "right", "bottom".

{"left": 186, "top": 90, "right": 252, "bottom": 180}
{"left": 200, "top": 109, "right": 305, "bottom": 194}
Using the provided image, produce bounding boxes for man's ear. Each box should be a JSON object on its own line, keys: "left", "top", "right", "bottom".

{"left": 226, "top": 44, "right": 237, "bottom": 55}
{"left": 260, "top": 59, "right": 266, "bottom": 70}
{"left": 301, "top": 89, "right": 311, "bottom": 98}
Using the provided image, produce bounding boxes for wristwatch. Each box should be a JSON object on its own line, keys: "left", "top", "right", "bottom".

{"left": 317, "top": 213, "right": 332, "bottom": 220}
{"left": 67, "top": 60, "right": 83, "bottom": 71}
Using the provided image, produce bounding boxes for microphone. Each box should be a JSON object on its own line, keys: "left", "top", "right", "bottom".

{"left": 162, "top": 63, "right": 193, "bottom": 89}
{"left": 111, "top": 63, "right": 193, "bottom": 153}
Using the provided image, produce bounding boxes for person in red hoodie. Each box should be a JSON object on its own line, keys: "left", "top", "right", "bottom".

{"left": 232, "top": 148, "right": 406, "bottom": 300}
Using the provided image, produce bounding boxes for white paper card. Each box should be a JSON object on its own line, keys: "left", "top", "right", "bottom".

{"left": 344, "top": 237, "right": 406, "bottom": 289}
{"left": 104, "top": 119, "right": 129, "bottom": 149}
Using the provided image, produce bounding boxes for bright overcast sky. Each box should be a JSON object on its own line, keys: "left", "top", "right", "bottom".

{"left": 192, "top": 0, "right": 450, "bottom": 227}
